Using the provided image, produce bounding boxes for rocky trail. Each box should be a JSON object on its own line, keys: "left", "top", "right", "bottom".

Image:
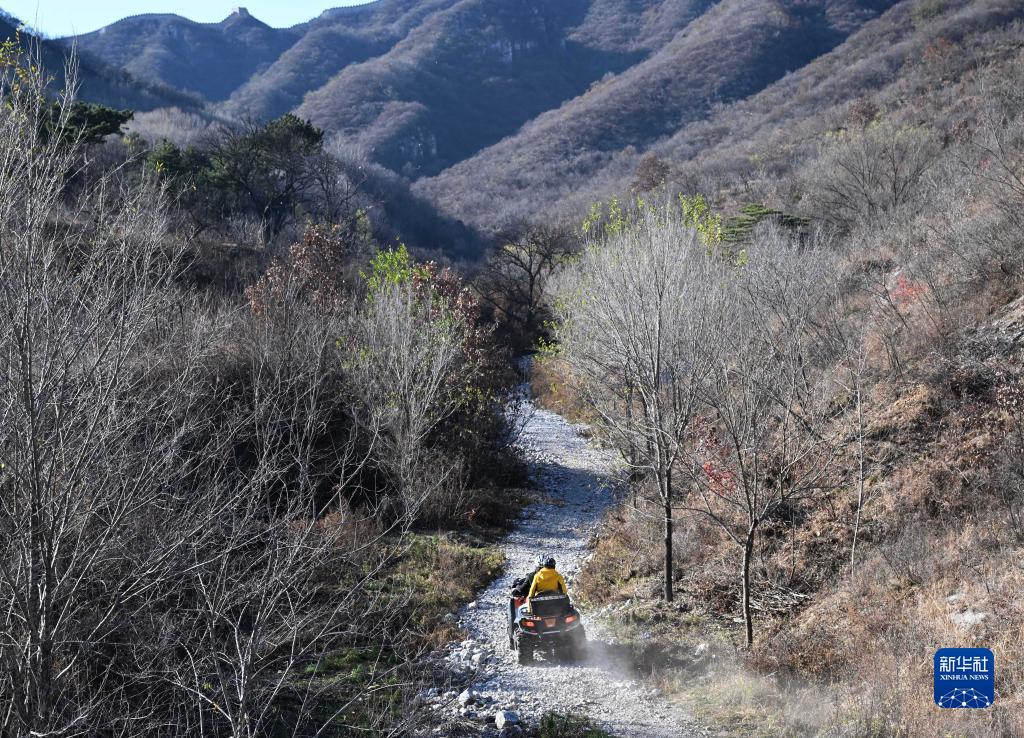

{"left": 416, "top": 390, "right": 706, "bottom": 738}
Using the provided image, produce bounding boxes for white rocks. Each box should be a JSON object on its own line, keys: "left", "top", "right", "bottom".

{"left": 950, "top": 609, "right": 988, "bottom": 628}
{"left": 495, "top": 711, "right": 519, "bottom": 729}
{"left": 458, "top": 688, "right": 479, "bottom": 706}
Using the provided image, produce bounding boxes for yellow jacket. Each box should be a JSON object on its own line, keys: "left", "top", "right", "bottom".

{"left": 527, "top": 567, "right": 567, "bottom": 599}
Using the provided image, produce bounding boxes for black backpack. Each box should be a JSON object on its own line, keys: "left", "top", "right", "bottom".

{"left": 510, "top": 569, "right": 537, "bottom": 597}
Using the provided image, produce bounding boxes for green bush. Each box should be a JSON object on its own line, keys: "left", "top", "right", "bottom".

{"left": 538, "top": 712, "right": 614, "bottom": 738}
{"left": 721, "top": 203, "right": 809, "bottom": 244}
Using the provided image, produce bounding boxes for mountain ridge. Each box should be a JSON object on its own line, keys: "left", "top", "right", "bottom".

{"left": 45, "top": 0, "right": 1013, "bottom": 242}
{"left": 0, "top": 10, "right": 203, "bottom": 111}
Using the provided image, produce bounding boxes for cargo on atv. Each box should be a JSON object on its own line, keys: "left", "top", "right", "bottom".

{"left": 508, "top": 592, "right": 587, "bottom": 665}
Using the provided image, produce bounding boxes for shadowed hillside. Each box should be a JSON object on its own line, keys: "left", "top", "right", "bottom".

{"left": 294, "top": 0, "right": 685, "bottom": 176}
{"left": 71, "top": 8, "right": 300, "bottom": 102}
{"left": 0, "top": 11, "right": 201, "bottom": 111}
{"left": 416, "top": 0, "right": 901, "bottom": 228}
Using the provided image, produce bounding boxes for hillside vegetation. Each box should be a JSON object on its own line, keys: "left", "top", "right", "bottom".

{"left": 0, "top": 46, "right": 526, "bottom": 737}
{"left": 418, "top": 0, "right": 1024, "bottom": 228}
{"left": 418, "top": 0, "right": 898, "bottom": 225}
{"left": 64, "top": 0, "right": 906, "bottom": 214}
{"left": 294, "top": 0, "right": 653, "bottom": 176}
{"left": 521, "top": 4, "right": 1024, "bottom": 734}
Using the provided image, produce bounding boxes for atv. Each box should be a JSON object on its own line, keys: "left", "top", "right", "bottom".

{"left": 508, "top": 592, "right": 588, "bottom": 665}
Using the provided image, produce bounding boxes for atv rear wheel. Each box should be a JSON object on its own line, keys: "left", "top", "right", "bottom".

{"left": 515, "top": 633, "right": 534, "bottom": 665}
{"left": 569, "top": 626, "right": 588, "bottom": 661}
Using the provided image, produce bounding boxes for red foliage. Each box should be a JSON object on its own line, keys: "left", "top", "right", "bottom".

{"left": 891, "top": 273, "right": 928, "bottom": 309}
{"left": 246, "top": 224, "right": 348, "bottom": 316}
{"left": 691, "top": 416, "right": 738, "bottom": 498}
{"left": 413, "top": 262, "right": 494, "bottom": 370}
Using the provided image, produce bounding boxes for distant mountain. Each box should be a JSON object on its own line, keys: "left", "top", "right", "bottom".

{"left": 69, "top": 1, "right": 716, "bottom": 176}
{"left": 63, "top": 1, "right": 903, "bottom": 178}
{"left": 56, "top": 0, "right": 1020, "bottom": 242}
{"left": 417, "top": 0, "right": 1024, "bottom": 229}
{"left": 416, "top": 0, "right": 901, "bottom": 226}
{"left": 0, "top": 10, "right": 201, "bottom": 111}
{"left": 221, "top": 0, "right": 466, "bottom": 122}
{"left": 69, "top": 8, "right": 300, "bottom": 103}
{"left": 292, "top": 0, "right": 699, "bottom": 176}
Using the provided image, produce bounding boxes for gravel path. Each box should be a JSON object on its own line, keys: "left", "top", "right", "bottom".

{"left": 436, "top": 393, "right": 706, "bottom": 738}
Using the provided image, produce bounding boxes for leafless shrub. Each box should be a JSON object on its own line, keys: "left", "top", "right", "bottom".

{"left": 0, "top": 49, "right": 409, "bottom": 737}
{"left": 969, "top": 60, "right": 1024, "bottom": 246}
{"left": 805, "top": 121, "right": 942, "bottom": 229}
{"left": 347, "top": 280, "right": 477, "bottom": 523}
{"left": 127, "top": 106, "right": 215, "bottom": 148}
{"left": 553, "top": 212, "right": 729, "bottom": 603}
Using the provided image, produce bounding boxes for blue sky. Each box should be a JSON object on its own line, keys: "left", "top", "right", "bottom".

{"left": 2, "top": 1, "right": 374, "bottom": 37}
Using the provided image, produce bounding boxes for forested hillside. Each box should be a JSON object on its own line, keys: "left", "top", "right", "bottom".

{"left": 72, "top": 8, "right": 301, "bottom": 102}
{"left": 0, "top": 11, "right": 201, "bottom": 110}
{"left": 418, "top": 0, "right": 1024, "bottom": 227}
{"left": 60, "top": 0, "right": 903, "bottom": 212}
{"left": 417, "top": 0, "right": 899, "bottom": 224}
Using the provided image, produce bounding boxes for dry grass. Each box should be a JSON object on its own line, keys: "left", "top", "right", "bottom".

{"left": 530, "top": 355, "right": 598, "bottom": 425}
{"left": 382, "top": 532, "right": 505, "bottom": 649}
{"left": 574, "top": 345, "right": 1024, "bottom": 735}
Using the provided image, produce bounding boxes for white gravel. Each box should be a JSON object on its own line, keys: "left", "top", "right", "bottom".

{"left": 436, "top": 393, "right": 706, "bottom": 738}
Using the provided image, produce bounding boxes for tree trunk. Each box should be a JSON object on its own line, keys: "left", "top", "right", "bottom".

{"left": 664, "top": 496, "right": 674, "bottom": 602}
{"left": 741, "top": 525, "right": 756, "bottom": 647}
{"left": 851, "top": 384, "right": 865, "bottom": 569}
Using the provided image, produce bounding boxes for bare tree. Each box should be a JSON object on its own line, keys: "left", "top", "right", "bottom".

{"left": 0, "top": 49, "right": 410, "bottom": 737}
{"left": 685, "top": 229, "right": 845, "bottom": 646}
{"left": 969, "top": 62, "right": 1024, "bottom": 251}
{"left": 475, "top": 222, "right": 576, "bottom": 346}
{"left": 348, "top": 277, "right": 477, "bottom": 522}
{"left": 808, "top": 122, "right": 941, "bottom": 228}
{"left": 553, "top": 214, "right": 725, "bottom": 601}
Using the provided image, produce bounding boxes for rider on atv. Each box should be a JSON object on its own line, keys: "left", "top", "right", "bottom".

{"left": 507, "top": 556, "right": 567, "bottom": 647}
{"left": 508, "top": 556, "right": 542, "bottom": 644}
{"left": 507, "top": 556, "right": 586, "bottom": 662}
{"left": 527, "top": 557, "right": 567, "bottom": 600}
